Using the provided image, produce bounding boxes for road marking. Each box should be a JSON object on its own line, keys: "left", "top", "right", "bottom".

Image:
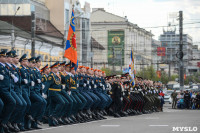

{"left": 149, "top": 125, "right": 169, "bottom": 127}
{"left": 101, "top": 125, "right": 120, "bottom": 127}
{"left": 145, "top": 117, "right": 159, "bottom": 119}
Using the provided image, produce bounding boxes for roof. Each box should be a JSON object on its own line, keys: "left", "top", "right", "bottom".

{"left": 0, "top": 16, "right": 63, "bottom": 38}
{"left": 0, "top": 20, "right": 43, "bottom": 42}
{"left": 91, "top": 8, "right": 127, "bottom": 23}
{"left": 91, "top": 37, "right": 105, "bottom": 50}
{"left": 0, "top": 20, "right": 63, "bottom": 48}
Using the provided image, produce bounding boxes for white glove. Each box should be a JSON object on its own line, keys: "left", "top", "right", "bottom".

{"left": 62, "top": 85, "right": 65, "bottom": 90}
{"left": 100, "top": 83, "right": 102, "bottom": 86}
{"left": 37, "top": 79, "right": 41, "bottom": 83}
{"left": 68, "top": 91, "right": 71, "bottom": 95}
{"left": 130, "top": 87, "right": 133, "bottom": 91}
{"left": 31, "top": 81, "right": 35, "bottom": 86}
{"left": 10, "top": 74, "right": 15, "bottom": 79}
{"left": 103, "top": 86, "right": 105, "bottom": 90}
{"left": 83, "top": 83, "right": 86, "bottom": 87}
{"left": 121, "top": 97, "right": 123, "bottom": 101}
{"left": 0, "top": 74, "right": 4, "bottom": 80}
{"left": 87, "top": 81, "right": 89, "bottom": 84}
{"left": 24, "top": 79, "right": 28, "bottom": 84}
{"left": 42, "top": 84, "right": 45, "bottom": 90}
{"left": 92, "top": 81, "right": 94, "bottom": 84}
{"left": 42, "top": 93, "right": 47, "bottom": 99}
{"left": 94, "top": 84, "right": 97, "bottom": 88}
{"left": 145, "top": 92, "right": 147, "bottom": 94}
{"left": 11, "top": 74, "right": 18, "bottom": 83}
{"left": 89, "top": 86, "right": 91, "bottom": 89}
{"left": 77, "top": 84, "right": 79, "bottom": 88}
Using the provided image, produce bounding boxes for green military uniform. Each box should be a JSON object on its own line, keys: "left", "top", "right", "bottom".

{"left": 43, "top": 62, "right": 67, "bottom": 126}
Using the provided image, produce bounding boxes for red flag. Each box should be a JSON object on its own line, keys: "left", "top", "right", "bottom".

{"left": 64, "top": 9, "right": 77, "bottom": 64}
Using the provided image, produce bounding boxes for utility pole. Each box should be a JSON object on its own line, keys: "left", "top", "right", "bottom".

{"left": 31, "top": 10, "right": 36, "bottom": 57}
{"left": 112, "top": 46, "right": 115, "bottom": 74}
{"left": 11, "top": 7, "right": 20, "bottom": 50}
{"left": 179, "top": 11, "right": 184, "bottom": 90}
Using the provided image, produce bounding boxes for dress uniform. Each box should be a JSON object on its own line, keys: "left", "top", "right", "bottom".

{"left": 70, "top": 69, "right": 88, "bottom": 122}
{"left": 11, "top": 51, "right": 27, "bottom": 130}
{"left": 0, "top": 50, "right": 16, "bottom": 133}
{"left": 19, "top": 54, "right": 34, "bottom": 130}
{"left": 57, "top": 62, "right": 72, "bottom": 124}
{"left": 43, "top": 62, "right": 67, "bottom": 126}
{"left": 30, "top": 56, "right": 47, "bottom": 129}
{"left": 5, "top": 51, "right": 26, "bottom": 132}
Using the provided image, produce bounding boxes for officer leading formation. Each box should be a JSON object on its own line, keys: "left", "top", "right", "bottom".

{"left": 0, "top": 50, "right": 164, "bottom": 133}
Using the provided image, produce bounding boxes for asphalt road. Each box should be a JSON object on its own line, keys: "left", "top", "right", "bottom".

{"left": 25, "top": 103, "right": 200, "bottom": 133}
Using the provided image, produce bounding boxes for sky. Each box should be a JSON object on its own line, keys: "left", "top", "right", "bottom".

{"left": 80, "top": 0, "right": 200, "bottom": 47}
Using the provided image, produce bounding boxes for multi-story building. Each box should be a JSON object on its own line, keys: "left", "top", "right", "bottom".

{"left": 91, "top": 8, "right": 153, "bottom": 72}
{"left": 0, "top": 0, "right": 92, "bottom": 67}
{"left": 45, "top": 0, "right": 92, "bottom": 66}
{"left": 159, "top": 29, "right": 193, "bottom": 75}
{"left": 0, "top": 0, "right": 64, "bottom": 66}
{"left": 189, "top": 45, "right": 200, "bottom": 75}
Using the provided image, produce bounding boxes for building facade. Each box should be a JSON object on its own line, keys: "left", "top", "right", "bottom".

{"left": 159, "top": 29, "right": 194, "bottom": 75}
{"left": 0, "top": 0, "right": 64, "bottom": 67}
{"left": 91, "top": 8, "right": 153, "bottom": 72}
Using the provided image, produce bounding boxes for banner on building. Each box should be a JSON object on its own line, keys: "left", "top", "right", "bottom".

{"left": 108, "top": 31, "right": 124, "bottom": 66}
{"left": 157, "top": 47, "right": 166, "bottom": 56}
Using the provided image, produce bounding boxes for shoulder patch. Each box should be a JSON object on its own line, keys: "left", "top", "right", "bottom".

{"left": 48, "top": 76, "right": 52, "bottom": 80}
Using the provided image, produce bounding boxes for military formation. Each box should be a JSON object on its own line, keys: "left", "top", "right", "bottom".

{"left": 0, "top": 50, "right": 164, "bottom": 133}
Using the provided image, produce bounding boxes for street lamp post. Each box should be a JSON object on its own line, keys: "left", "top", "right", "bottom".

{"left": 11, "top": 6, "right": 20, "bottom": 50}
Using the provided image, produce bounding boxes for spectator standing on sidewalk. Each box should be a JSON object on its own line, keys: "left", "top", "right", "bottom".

{"left": 171, "top": 90, "right": 177, "bottom": 109}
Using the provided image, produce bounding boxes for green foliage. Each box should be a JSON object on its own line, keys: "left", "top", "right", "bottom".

{"left": 136, "top": 65, "right": 178, "bottom": 84}
{"left": 184, "top": 72, "right": 200, "bottom": 85}
{"left": 101, "top": 68, "right": 112, "bottom": 76}
{"left": 101, "top": 68, "right": 122, "bottom": 76}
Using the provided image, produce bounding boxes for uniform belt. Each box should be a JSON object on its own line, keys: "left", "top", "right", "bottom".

{"left": 71, "top": 87, "right": 77, "bottom": 89}
{"left": 49, "top": 88, "right": 61, "bottom": 91}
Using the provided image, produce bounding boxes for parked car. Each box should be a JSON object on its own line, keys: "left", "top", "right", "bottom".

{"left": 164, "top": 90, "right": 173, "bottom": 104}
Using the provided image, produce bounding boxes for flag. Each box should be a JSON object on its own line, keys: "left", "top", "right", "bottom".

{"left": 129, "top": 50, "right": 135, "bottom": 87}
{"left": 64, "top": 9, "right": 77, "bottom": 64}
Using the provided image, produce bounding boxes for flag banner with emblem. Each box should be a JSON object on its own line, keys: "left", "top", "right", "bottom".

{"left": 129, "top": 50, "right": 135, "bottom": 87}
{"left": 64, "top": 9, "right": 77, "bottom": 65}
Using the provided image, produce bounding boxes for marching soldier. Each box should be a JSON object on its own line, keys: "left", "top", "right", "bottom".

{"left": 0, "top": 50, "right": 16, "bottom": 133}
{"left": 5, "top": 51, "right": 25, "bottom": 132}
{"left": 43, "top": 62, "right": 67, "bottom": 127}
{"left": 40, "top": 64, "right": 50, "bottom": 124}
{"left": 32, "top": 56, "right": 47, "bottom": 129}
{"left": 19, "top": 54, "right": 35, "bottom": 131}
